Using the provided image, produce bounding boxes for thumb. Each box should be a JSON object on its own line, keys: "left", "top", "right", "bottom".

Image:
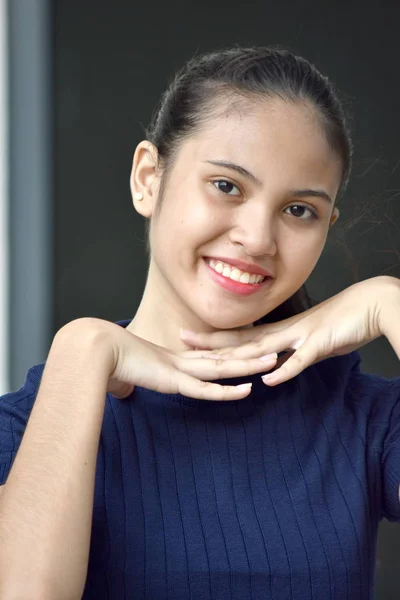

{"left": 179, "top": 327, "right": 256, "bottom": 350}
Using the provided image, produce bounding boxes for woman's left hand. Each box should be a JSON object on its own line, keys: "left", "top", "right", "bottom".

{"left": 180, "top": 276, "right": 400, "bottom": 386}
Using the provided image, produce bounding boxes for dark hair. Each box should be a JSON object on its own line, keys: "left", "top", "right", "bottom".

{"left": 145, "top": 45, "right": 353, "bottom": 323}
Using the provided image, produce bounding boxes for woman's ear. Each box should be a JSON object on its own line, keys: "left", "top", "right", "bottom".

{"left": 130, "top": 141, "right": 160, "bottom": 218}
{"left": 329, "top": 206, "right": 340, "bottom": 227}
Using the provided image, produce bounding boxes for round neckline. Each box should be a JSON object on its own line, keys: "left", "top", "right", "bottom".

{"left": 133, "top": 382, "right": 262, "bottom": 407}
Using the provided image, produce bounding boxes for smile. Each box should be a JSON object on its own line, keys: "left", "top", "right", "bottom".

{"left": 206, "top": 259, "right": 265, "bottom": 284}
{"left": 204, "top": 258, "right": 273, "bottom": 296}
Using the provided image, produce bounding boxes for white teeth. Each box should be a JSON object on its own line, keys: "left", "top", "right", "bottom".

{"left": 230, "top": 268, "right": 241, "bottom": 281}
{"left": 208, "top": 259, "right": 265, "bottom": 284}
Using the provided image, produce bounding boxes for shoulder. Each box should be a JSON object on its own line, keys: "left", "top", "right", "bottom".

{"left": 0, "top": 363, "right": 45, "bottom": 411}
{"left": 303, "top": 350, "right": 400, "bottom": 421}
{"left": 0, "top": 363, "right": 46, "bottom": 484}
{"left": 343, "top": 354, "right": 400, "bottom": 421}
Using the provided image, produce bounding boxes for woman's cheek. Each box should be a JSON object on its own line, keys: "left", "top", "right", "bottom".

{"left": 204, "top": 192, "right": 236, "bottom": 223}
{"left": 189, "top": 197, "right": 226, "bottom": 230}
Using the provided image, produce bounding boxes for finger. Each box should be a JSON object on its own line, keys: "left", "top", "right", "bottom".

{"left": 261, "top": 341, "right": 318, "bottom": 386}
{"left": 179, "top": 313, "right": 306, "bottom": 350}
{"left": 179, "top": 346, "right": 240, "bottom": 359}
{"left": 175, "top": 354, "right": 278, "bottom": 380}
{"left": 206, "top": 333, "right": 299, "bottom": 361}
{"left": 179, "top": 326, "right": 264, "bottom": 350}
{"left": 175, "top": 372, "right": 254, "bottom": 401}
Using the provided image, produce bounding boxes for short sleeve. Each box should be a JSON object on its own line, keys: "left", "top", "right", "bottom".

{"left": 0, "top": 363, "right": 45, "bottom": 484}
{"left": 380, "top": 377, "right": 400, "bottom": 521}
{"left": 346, "top": 360, "right": 400, "bottom": 523}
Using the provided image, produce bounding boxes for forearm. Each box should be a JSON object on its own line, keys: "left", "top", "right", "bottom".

{"left": 379, "top": 276, "right": 400, "bottom": 360}
{"left": 0, "top": 321, "right": 112, "bottom": 600}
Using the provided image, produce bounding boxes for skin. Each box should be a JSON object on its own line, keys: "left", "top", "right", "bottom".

{"left": 127, "top": 98, "right": 342, "bottom": 352}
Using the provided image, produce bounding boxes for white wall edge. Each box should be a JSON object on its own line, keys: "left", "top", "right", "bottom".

{"left": 0, "top": 0, "right": 9, "bottom": 394}
{"left": 9, "top": 0, "right": 52, "bottom": 391}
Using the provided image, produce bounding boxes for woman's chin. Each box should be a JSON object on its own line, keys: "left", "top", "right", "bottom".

{"left": 197, "top": 312, "right": 256, "bottom": 331}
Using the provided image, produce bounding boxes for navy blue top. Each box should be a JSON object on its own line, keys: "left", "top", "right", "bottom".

{"left": 1, "top": 318, "right": 400, "bottom": 599}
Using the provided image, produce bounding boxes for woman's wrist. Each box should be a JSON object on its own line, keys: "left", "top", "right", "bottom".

{"left": 52, "top": 317, "right": 116, "bottom": 382}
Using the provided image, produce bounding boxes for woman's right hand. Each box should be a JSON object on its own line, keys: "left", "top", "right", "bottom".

{"left": 75, "top": 318, "right": 278, "bottom": 401}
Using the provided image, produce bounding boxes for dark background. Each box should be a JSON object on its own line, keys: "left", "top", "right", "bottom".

{"left": 53, "top": 1, "right": 400, "bottom": 597}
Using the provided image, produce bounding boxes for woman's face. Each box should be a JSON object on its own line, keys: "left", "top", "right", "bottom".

{"left": 137, "top": 99, "right": 342, "bottom": 330}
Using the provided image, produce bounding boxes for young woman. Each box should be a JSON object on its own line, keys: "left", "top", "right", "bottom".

{"left": 0, "top": 46, "right": 399, "bottom": 600}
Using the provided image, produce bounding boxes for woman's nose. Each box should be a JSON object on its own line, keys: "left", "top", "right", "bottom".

{"left": 228, "top": 206, "right": 277, "bottom": 257}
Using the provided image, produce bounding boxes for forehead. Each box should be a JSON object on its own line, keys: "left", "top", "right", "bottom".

{"left": 179, "top": 99, "right": 342, "bottom": 198}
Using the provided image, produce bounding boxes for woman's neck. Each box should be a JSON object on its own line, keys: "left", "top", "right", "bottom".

{"left": 126, "top": 261, "right": 216, "bottom": 352}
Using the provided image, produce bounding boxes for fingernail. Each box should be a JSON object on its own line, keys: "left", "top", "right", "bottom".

{"left": 262, "top": 373, "right": 277, "bottom": 383}
{"left": 236, "top": 383, "right": 252, "bottom": 391}
{"left": 259, "top": 352, "right": 278, "bottom": 361}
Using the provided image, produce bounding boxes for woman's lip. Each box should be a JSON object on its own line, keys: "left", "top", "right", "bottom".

{"left": 204, "top": 256, "right": 273, "bottom": 278}
{"left": 204, "top": 259, "right": 273, "bottom": 296}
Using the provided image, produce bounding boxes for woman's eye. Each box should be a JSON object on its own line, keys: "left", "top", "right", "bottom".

{"left": 285, "top": 205, "right": 319, "bottom": 221}
{"left": 211, "top": 181, "right": 319, "bottom": 221}
{"left": 213, "top": 180, "right": 241, "bottom": 196}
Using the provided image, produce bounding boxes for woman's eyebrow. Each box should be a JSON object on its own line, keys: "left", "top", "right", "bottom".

{"left": 203, "top": 160, "right": 333, "bottom": 204}
{"left": 203, "top": 160, "right": 263, "bottom": 187}
{"left": 289, "top": 189, "right": 333, "bottom": 205}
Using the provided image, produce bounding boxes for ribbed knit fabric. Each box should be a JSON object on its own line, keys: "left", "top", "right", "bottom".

{"left": 1, "top": 318, "right": 400, "bottom": 600}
